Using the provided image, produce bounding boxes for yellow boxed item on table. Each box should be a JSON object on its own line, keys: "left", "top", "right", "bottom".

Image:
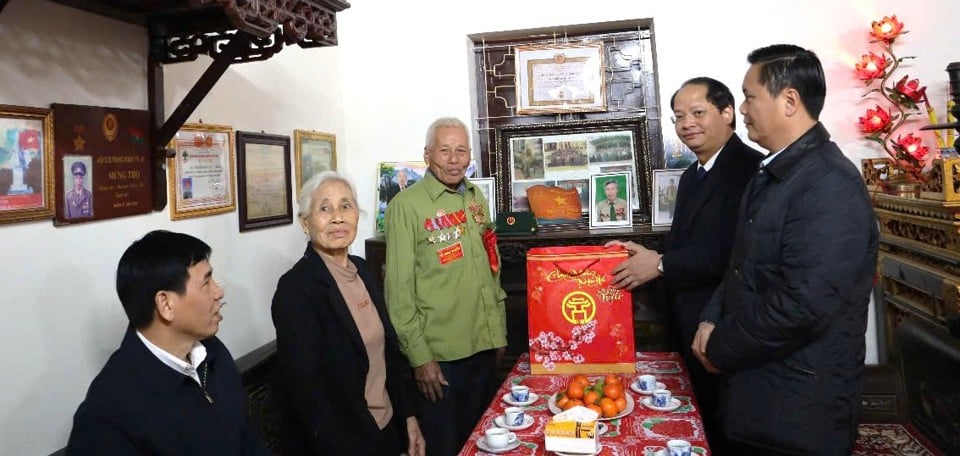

{"left": 544, "top": 406, "right": 599, "bottom": 454}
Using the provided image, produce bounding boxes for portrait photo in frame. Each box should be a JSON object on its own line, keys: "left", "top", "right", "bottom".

{"left": 652, "top": 169, "right": 684, "bottom": 227}
{"left": 589, "top": 172, "right": 632, "bottom": 229}
{"left": 514, "top": 42, "right": 606, "bottom": 115}
{"left": 236, "top": 131, "right": 292, "bottom": 232}
{"left": 168, "top": 123, "right": 236, "bottom": 220}
{"left": 0, "top": 104, "right": 54, "bottom": 224}
{"left": 471, "top": 177, "right": 496, "bottom": 223}
{"left": 294, "top": 130, "right": 336, "bottom": 196}
{"left": 375, "top": 160, "right": 478, "bottom": 234}
{"left": 494, "top": 117, "right": 653, "bottom": 221}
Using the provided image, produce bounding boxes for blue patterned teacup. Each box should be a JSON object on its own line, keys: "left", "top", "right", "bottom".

{"left": 667, "top": 439, "right": 692, "bottom": 456}
{"left": 510, "top": 385, "right": 530, "bottom": 403}
{"left": 653, "top": 389, "right": 672, "bottom": 408}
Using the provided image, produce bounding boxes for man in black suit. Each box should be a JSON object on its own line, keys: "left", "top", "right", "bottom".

{"left": 67, "top": 230, "right": 268, "bottom": 455}
{"left": 607, "top": 77, "right": 762, "bottom": 451}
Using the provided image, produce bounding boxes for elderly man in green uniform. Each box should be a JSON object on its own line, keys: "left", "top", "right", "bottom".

{"left": 596, "top": 179, "right": 628, "bottom": 222}
{"left": 65, "top": 160, "right": 93, "bottom": 219}
{"left": 384, "top": 117, "right": 506, "bottom": 456}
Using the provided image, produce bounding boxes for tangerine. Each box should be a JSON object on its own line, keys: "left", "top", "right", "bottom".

{"left": 604, "top": 374, "right": 621, "bottom": 386}
{"left": 583, "top": 390, "right": 600, "bottom": 406}
{"left": 614, "top": 396, "right": 628, "bottom": 412}
{"left": 603, "top": 384, "right": 622, "bottom": 400}
{"left": 599, "top": 397, "right": 618, "bottom": 417}
{"left": 572, "top": 374, "right": 591, "bottom": 387}
{"left": 587, "top": 404, "right": 603, "bottom": 416}
{"left": 566, "top": 383, "right": 584, "bottom": 400}
{"left": 556, "top": 394, "right": 570, "bottom": 409}
{"left": 563, "top": 398, "right": 583, "bottom": 411}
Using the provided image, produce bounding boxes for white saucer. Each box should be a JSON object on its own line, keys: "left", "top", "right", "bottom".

{"left": 502, "top": 392, "right": 539, "bottom": 407}
{"left": 596, "top": 422, "right": 609, "bottom": 435}
{"left": 476, "top": 435, "right": 522, "bottom": 453}
{"left": 554, "top": 442, "right": 603, "bottom": 456}
{"left": 630, "top": 381, "right": 666, "bottom": 395}
{"left": 641, "top": 396, "right": 682, "bottom": 412}
{"left": 494, "top": 414, "right": 535, "bottom": 431}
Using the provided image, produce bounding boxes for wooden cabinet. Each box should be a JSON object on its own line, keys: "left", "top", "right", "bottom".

{"left": 365, "top": 226, "right": 672, "bottom": 365}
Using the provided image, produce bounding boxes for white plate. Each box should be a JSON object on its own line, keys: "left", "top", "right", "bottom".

{"left": 476, "top": 435, "right": 522, "bottom": 453}
{"left": 640, "top": 396, "right": 682, "bottom": 412}
{"left": 494, "top": 414, "right": 535, "bottom": 431}
{"left": 502, "top": 392, "right": 539, "bottom": 407}
{"left": 547, "top": 393, "right": 634, "bottom": 420}
{"left": 554, "top": 442, "right": 603, "bottom": 456}
{"left": 630, "top": 381, "right": 666, "bottom": 395}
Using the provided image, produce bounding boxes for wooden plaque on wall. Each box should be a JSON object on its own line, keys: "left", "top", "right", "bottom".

{"left": 52, "top": 104, "right": 152, "bottom": 225}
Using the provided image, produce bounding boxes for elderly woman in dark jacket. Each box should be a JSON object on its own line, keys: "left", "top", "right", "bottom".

{"left": 272, "top": 171, "right": 425, "bottom": 456}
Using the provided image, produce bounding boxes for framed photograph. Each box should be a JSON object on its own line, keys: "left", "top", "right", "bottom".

{"left": 0, "top": 104, "right": 54, "bottom": 224}
{"left": 375, "top": 160, "right": 477, "bottom": 234}
{"left": 514, "top": 42, "right": 607, "bottom": 115}
{"left": 589, "top": 172, "right": 632, "bottom": 228}
{"left": 168, "top": 123, "right": 236, "bottom": 220}
{"left": 471, "top": 177, "right": 496, "bottom": 222}
{"left": 494, "top": 116, "right": 653, "bottom": 220}
{"left": 294, "top": 130, "right": 336, "bottom": 196}
{"left": 236, "top": 131, "right": 292, "bottom": 232}
{"left": 652, "top": 169, "right": 684, "bottom": 227}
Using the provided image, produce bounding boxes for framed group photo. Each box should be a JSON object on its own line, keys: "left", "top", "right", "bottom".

{"left": 236, "top": 131, "right": 292, "bottom": 232}
{"left": 589, "top": 172, "right": 632, "bottom": 229}
{"left": 494, "top": 116, "right": 653, "bottom": 220}
{"left": 168, "top": 123, "right": 236, "bottom": 220}
{"left": 0, "top": 104, "right": 54, "bottom": 225}
{"left": 293, "top": 130, "right": 336, "bottom": 196}
{"left": 514, "top": 42, "right": 607, "bottom": 115}
{"left": 652, "top": 169, "right": 684, "bottom": 227}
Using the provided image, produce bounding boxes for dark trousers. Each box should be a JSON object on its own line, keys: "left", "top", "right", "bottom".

{"left": 368, "top": 419, "right": 404, "bottom": 455}
{"left": 418, "top": 350, "right": 497, "bottom": 456}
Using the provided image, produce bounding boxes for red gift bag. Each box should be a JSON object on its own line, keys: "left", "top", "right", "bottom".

{"left": 526, "top": 245, "right": 636, "bottom": 374}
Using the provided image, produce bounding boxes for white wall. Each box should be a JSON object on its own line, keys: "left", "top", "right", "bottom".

{"left": 1, "top": 0, "right": 954, "bottom": 453}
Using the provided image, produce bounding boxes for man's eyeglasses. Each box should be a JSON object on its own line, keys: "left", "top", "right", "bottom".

{"left": 671, "top": 108, "right": 710, "bottom": 124}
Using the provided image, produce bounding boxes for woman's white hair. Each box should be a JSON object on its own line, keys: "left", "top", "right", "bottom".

{"left": 297, "top": 171, "right": 361, "bottom": 218}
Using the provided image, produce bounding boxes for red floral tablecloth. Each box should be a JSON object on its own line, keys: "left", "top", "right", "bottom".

{"left": 458, "top": 352, "right": 710, "bottom": 455}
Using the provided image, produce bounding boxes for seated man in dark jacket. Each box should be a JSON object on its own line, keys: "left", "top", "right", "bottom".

{"left": 693, "top": 44, "right": 879, "bottom": 455}
{"left": 67, "top": 230, "right": 268, "bottom": 455}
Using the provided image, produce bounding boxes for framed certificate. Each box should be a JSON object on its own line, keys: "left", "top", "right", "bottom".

{"left": 0, "top": 104, "right": 54, "bottom": 224}
{"left": 168, "top": 123, "right": 236, "bottom": 220}
{"left": 514, "top": 42, "right": 607, "bottom": 115}
{"left": 236, "top": 131, "right": 292, "bottom": 231}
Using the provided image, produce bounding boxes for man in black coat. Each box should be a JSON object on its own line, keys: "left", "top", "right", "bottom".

{"left": 693, "top": 44, "right": 879, "bottom": 455}
{"left": 67, "top": 230, "right": 268, "bottom": 455}
{"left": 608, "top": 77, "right": 762, "bottom": 451}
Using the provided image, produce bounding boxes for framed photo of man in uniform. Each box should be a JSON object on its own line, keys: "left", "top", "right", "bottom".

{"left": 589, "top": 171, "right": 631, "bottom": 229}
{"left": 652, "top": 169, "right": 683, "bottom": 226}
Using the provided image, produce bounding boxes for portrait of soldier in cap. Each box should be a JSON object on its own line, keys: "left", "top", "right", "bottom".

{"left": 65, "top": 158, "right": 93, "bottom": 219}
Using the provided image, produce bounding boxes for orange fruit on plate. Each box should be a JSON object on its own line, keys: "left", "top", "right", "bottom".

{"left": 566, "top": 382, "right": 584, "bottom": 400}
{"left": 604, "top": 374, "right": 621, "bottom": 386}
{"left": 583, "top": 390, "right": 600, "bottom": 406}
{"left": 572, "top": 374, "right": 591, "bottom": 387}
{"left": 556, "top": 394, "right": 570, "bottom": 409}
{"left": 587, "top": 404, "right": 603, "bottom": 416}
{"left": 603, "top": 384, "right": 622, "bottom": 400}
{"left": 599, "top": 397, "right": 618, "bottom": 417}
{"left": 614, "top": 396, "right": 628, "bottom": 412}
{"left": 563, "top": 398, "right": 583, "bottom": 411}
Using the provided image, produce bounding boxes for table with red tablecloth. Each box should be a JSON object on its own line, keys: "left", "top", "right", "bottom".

{"left": 458, "top": 352, "right": 711, "bottom": 455}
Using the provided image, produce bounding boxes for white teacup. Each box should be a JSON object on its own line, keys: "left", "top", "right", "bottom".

{"left": 637, "top": 374, "right": 657, "bottom": 392}
{"left": 667, "top": 439, "right": 692, "bottom": 456}
{"left": 485, "top": 428, "right": 518, "bottom": 449}
{"left": 510, "top": 385, "right": 530, "bottom": 403}
{"left": 652, "top": 389, "right": 672, "bottom": 408}
{"left": 504, "top": 406, "right": 525, "bottom": 427}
